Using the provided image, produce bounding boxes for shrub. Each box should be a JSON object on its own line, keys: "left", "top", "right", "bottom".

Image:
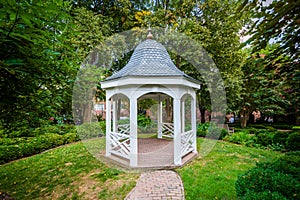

{"left": 240, "top": 191, "right": 287, "bottom": 200}
{"left": 236, "top": 153, "right": 300, "bottom": 200}
{"left": 292, "top": 126, "right": 300, "bottom": 130}
{"left": 286, "top": 131, "right": 300, "bottom": 151}
{"left": 196, "top": 123, "right": 210, "bottom": 137}
{"left": 76, "top": 122, "right": 104, "bottom": 139}
{"left": 265, "top": 126, "right": 277, "bottom": 132}
{"left": 98, "top": 121, "right": 106, "bottom": 134}
{"left": 197, "top": 122, "right": 210, "bottom": 132}
{"left": 32, "top": 124, "right": 75, "bottom": 136}
{"left": 245, "top": 128, "right": 258, "bottom": 135}
{"left": 197, "top": 130, "right": 207, "bottom": 137}
{"left": 224, "top": 131, "right": 256, "bottom": 146}
{"left": 62, "top": 132, "right": 80, "bottom": 144}
{"left": 273, "top": 131, "right": 289, "bottom": 146}
{"left": 0, "top": 146, "right": 22, "bottom": 164}
{"left": 256, "top": 132, "right": 274, "bottom": 147}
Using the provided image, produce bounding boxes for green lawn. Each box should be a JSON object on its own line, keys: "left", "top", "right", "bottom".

{"left": 0, "top": 138, "right": 281, "bottom": 199}
{"left": 177, "top": 139, "right": 281, "bottom": 200}
{"left": 0, "top": 139, "right": 138, "bottom": 200}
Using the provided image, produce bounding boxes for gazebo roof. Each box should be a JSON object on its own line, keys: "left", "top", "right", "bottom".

{"left": 104, "top": 37, "right": 196, "bottom": 83}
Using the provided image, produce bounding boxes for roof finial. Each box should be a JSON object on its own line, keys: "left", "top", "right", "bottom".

{"left": 147, "top": 27, "right": 153, "bottom": 39}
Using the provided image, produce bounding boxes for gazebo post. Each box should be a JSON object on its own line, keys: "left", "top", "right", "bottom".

{"left": 191, "top": 92, "right": 197, "bottom": 153}
{"left": 105, "top": 97, "right": 112, "bottom": 157}
{"left": 112, "top": 98, "right": 117, "bottom": 133}
{"left": 181, "top": 98, "right": 185, "bottom": 133}
{"left": 129, "top": 98, "right": 138, "bottom": 166}
{"left": 157, "top": 95, "right": 162, "bottom": 139}
{"left": 173, "top": 98, "right": 182, "bottom": 165}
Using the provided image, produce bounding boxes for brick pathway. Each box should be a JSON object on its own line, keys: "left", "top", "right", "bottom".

{"left": 125, "top": 170, "right": 185, "bottom": 200}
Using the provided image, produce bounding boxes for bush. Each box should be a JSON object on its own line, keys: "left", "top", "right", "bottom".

{"left": 98, "top": 121, "right": 106, "bottom": 134}
{"left": 286, "top": 131, "right": 300, "bottom": 151}
{"left": 62, "top": 132, "right": 80, "bottom": 144}
{"left": 32, "top": 124, "right": 75, "bottom": 136}
{"left": 196, "top": 123, "right": 228, "bottom": 140}
{"left": 76, "top": 122, "right": 104, "bottom": 139}
{"left": 236, "top": 153, "right": 300, "bottom": 200}
{"left": 256, "top": 132, "right": 274, "bottom": 147}
{"left": 196, "top": 123, "right": 210, "bottom": 137}
{"left": 273, "top": 131, "right": 289, "bottom": 146}
{"left": 245, "top": 128, "right": 258, "bottom": 135}
{"left": 0, "top": 146, "right": 22, "bottom": 164}
{"left": 239, "top": 191, "right": 287, "bottom": 200}
{"left": 196, "top": 130, "right": 207, "bottom": 137}
{"left": 292, "top": 126, "right": 300, "bottom": 130}
{"left": 224, "top": 131, "right": 256, "bottom": 146}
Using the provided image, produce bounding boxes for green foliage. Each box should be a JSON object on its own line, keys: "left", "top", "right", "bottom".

{"left": 240, "top": 0, "right": 300, "bottom": 60}
{"left": 273, "top": 131, "right": 289, "bottom": 147}
{"left": 177, "top": 138, "right": 280, "bottom": 200}
{"left": 196, "top": 122, "right": 228, "bottom": 139}
{"left": 286, "top": 131, "right": 300, "bottom": 151}
{"left": 292, "top": 126, "right": 300, "bottom": 130}
{"left": 224, "top": 131, "right": 256, "bottom": 147}
{"left": 0, "top": 132, "right": 80, "bottom": 164}
{"left": 237, "top": 191, "right": 287, "bottom": 200}
{"left": 0, "top": 0, "right": 78, "bottom": 131}
{"left": 236, "top": 152, "right": 300, "bottom": 200}
{"left": 76, "top": 122, "right": 105, "bottom": 139}
{"left": 256, "top": 132, "right": 274, "bottom": 147}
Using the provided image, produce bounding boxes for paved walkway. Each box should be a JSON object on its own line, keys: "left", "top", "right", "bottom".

{"left": 125, "top": 170, "right": 185, "bottom": 200}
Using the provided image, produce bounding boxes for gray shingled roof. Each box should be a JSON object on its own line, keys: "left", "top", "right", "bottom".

{"left": 105, "top": 39, "right": 195, "bottom": 82}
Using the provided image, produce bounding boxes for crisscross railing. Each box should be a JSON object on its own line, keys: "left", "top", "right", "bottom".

{"left": 162, "top": 123, "right": 174, "bottom": 138}
{"left": 181, "top": 130, "right": 194, "bottom": 157}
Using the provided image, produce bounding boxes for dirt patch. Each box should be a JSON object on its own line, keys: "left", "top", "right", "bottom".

{"left": 45, "top": 169, "right": 139, "bottom": 200}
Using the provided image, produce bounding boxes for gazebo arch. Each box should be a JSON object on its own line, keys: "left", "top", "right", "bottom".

{"left": 101, "top": 31, "right": 200, "bottom": 168}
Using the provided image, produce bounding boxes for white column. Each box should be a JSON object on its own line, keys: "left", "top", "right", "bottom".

{"left": 130, "top": 98, "right": 138, "bottom": 166}
{"left": 191, "top": 92, "right": 197, "bottom": 153}
{"left": 105, "top": 97, "right": 111, "bottom": 157}
{"left": 181, "top": 98, "right": 185, "bottom": 133}
{"left": 112, "top": 98, "right": 117, "bottom": 133}
{"left": 157, "top": 95, "right": 162, "bottom": 138}
{"left": 173, "top": 98, "right": 182, "bottom": 165}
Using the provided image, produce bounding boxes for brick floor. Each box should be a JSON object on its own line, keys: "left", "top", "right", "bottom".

{"left": 106, "top": 138, "right": 197, "bottom": 169}
{"left": 125, "top": 170, "right": 185, "bottom": 200}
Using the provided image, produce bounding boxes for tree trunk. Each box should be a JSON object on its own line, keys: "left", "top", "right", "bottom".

{"left": 166, "top": 98, "right": 173, "bottom": 122}
{"left": 240, "top": 108, "right": 250, "bottom": 128}
{"left": 200, "top": 106, "right": 206, "bottom": 123}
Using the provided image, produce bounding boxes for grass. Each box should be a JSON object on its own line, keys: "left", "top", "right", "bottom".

{"left": 0, "top": 138, "right": 138, "bottom": 200}
{"left": 177, "top": 138, "right": 281, "bottom": 200}
{"left": 0, "top": 138, "right": 281, "bottom": 199}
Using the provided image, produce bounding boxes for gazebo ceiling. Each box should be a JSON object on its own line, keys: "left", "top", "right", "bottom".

{"left": 103, "top": 36, "right": 198, "bottom": 85}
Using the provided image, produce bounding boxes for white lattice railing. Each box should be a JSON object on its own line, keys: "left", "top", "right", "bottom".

{"left": 181, "top": 130, "right": 194, "bottom": 157}
{"left": 110, "top": 131, "right": 130, "bottom": 159}
{"left": 118, "top": 124, "right": 130, "bottom": 135}
{"left": 162, "top": 123, "right": 174, "bottom": 138}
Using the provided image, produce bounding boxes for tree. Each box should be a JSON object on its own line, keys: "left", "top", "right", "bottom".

{"left": 239, "top": 0, "right": 300, "bottom": 125}
{"left": 240, "top": 0, "right": 300, "bottom": 60}
{"left": 0, "top": 0, "right": 76, "bottom": 130}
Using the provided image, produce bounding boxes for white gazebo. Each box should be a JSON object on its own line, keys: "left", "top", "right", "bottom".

{"left": 101, "top": 31, "right": 200, "bottom": 168}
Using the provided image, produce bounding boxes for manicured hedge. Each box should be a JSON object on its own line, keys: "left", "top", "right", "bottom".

{"left": 0, "top": 122, "right": 106, "bottom": 164}
{"left": 0, "top": 133, "right": 80, "bottom": 164}
{"left": 236, "top": 152, "right": 300, "bottom": 200}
